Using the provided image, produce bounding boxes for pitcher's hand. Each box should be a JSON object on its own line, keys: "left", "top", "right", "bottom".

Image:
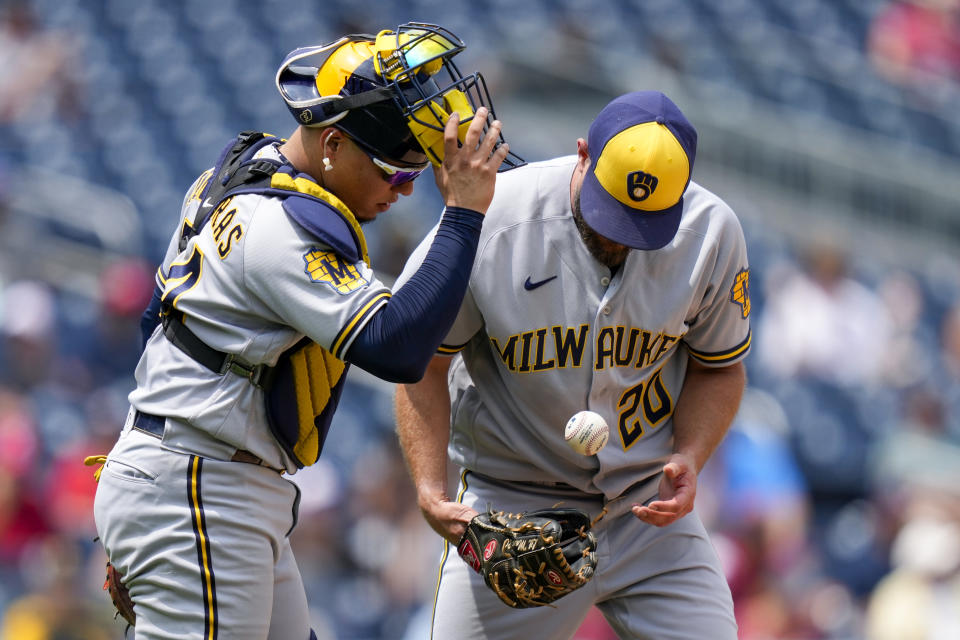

{"left": 631, "top": 453, "right": 697, "bottom": 527}
{"left": 419, "top": 493, "right": 479, "bottom": 546}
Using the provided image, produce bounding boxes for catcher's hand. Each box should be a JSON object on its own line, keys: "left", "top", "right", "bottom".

{"left": 103, "top": 561, "right": 135, "bottom": 627}
{"left": 457, "top": 507, "right": 598, "bottom": 608}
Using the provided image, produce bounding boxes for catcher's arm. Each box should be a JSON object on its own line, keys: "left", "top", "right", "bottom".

{"left": 395, "top": 355, "right": 478, "bottom": 544}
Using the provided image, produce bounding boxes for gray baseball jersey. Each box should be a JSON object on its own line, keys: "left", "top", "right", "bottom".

{"left": 130, "top": 142, "right": 390, "bottom": 473}
{"left": 397, "top": 155, "right": 751, "bottom": 507}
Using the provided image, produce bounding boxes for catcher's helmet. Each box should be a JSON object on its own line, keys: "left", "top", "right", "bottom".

{"left": 276, "top": 22, "right": 523, "bottom": 169}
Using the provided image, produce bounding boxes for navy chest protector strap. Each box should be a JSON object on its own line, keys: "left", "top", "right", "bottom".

{"left": 160, "top": 131, "right": 362, "bottom": 467}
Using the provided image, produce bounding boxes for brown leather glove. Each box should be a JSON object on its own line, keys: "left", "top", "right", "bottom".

{"left": 103, "top": 561, "right": 135, "bottom": 627}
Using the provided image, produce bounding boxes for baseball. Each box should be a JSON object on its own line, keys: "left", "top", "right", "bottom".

{"left": 564, "top": 411, "right": 609, "bottom": 456}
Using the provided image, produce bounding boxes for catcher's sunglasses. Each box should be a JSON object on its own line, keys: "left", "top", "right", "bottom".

{"left": 344, "top": 131, "right": 429, "bottom": 185}
{"left": 365, "top": 149, "right": 429, "bottom": 185}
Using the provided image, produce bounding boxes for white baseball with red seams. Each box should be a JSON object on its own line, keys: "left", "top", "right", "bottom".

{"left": 564, "top": 411, "right": 609, "bottom": 456}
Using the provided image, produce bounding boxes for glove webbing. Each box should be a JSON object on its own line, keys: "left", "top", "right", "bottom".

{"left": 485, "top": 511, "right": 593, "bottom": 608}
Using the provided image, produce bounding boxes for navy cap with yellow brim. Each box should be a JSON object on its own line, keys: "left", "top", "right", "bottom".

{"left": 579, "top": 91, "right": 697, "bottom": 250}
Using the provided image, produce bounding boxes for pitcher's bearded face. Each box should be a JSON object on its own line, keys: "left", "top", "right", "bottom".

{"left": 572, "top": 184, "right": 630, "bottom": 269}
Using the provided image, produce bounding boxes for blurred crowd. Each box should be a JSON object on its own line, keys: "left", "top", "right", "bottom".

{"left": 2, "top": 0, "right": 960, "bottom": 639}
{"left": 706, "top": 230, "right": 960, "bottom": 639}
{"left": 3, "top": 229, "right": 960, "bottom": 640}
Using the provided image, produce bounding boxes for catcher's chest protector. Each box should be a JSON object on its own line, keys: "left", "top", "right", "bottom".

{"left": 162, "top": 131, "right": 369, "bottom": 467}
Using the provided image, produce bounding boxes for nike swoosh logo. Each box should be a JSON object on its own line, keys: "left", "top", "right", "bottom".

{"left": 202, "top": 197, "right": 214, "bottom": 208}
{"left": 524, "top": 275, "right": 558, "bottom": 291}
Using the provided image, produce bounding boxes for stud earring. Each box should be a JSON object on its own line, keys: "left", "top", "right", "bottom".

{"left": 322, "top": 157, "right": 333, "bottom": 171}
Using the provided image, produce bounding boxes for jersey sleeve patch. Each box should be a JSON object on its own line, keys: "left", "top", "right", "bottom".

{"left": 687, "top": 329, "right": 751, "bottom": 365}
{"left": 729, "top": 267, "right": 751, "bottom": 319}
{"left": 303, "top": 248, "right": 369, "bottom": 294}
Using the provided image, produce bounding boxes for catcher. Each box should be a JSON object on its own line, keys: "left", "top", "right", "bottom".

{"left": 90, "top": 22, "right": 515, "bottom": 639}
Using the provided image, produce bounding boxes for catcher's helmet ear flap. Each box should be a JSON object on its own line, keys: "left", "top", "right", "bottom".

{"left": 277, "top": 23, "right": 524, "bottom": 171}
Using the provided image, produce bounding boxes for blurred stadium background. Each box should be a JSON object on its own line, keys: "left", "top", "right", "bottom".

{"left": 1, "top": 0, "right": 959, "bottom": 638}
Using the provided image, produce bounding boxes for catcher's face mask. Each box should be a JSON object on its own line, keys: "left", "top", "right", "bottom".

{"left": 276, "top": 22, "right": 523, "bottom": 170}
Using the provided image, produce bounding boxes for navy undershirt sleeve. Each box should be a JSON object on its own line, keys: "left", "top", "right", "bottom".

{"left": 345, "top": 206, "right": 483, "bottom": 383}
{"left": 140, "top": 284, "right": 164, "bottom": 350}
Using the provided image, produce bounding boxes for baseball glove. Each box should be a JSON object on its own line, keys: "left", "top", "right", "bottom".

{"left": 103, "top": 561, "right": 135, "bottom": 627}
{"left": 457, "top": 507, "right": 598, "bottom": 608}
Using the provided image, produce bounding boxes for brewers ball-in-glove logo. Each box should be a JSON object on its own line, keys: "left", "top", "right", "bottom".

{"left": 626, "top": 170, "right": 658, "bottom": 202}
{"left": 303, "top": 247, "right": 368, "bottom": 294}
{"left": 729, "top": 267, "right": 751, "bottom": 318}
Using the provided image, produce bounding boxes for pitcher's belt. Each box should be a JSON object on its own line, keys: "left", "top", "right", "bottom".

{"left": 132, "top": 410, "right": 278, "bottom": 471}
